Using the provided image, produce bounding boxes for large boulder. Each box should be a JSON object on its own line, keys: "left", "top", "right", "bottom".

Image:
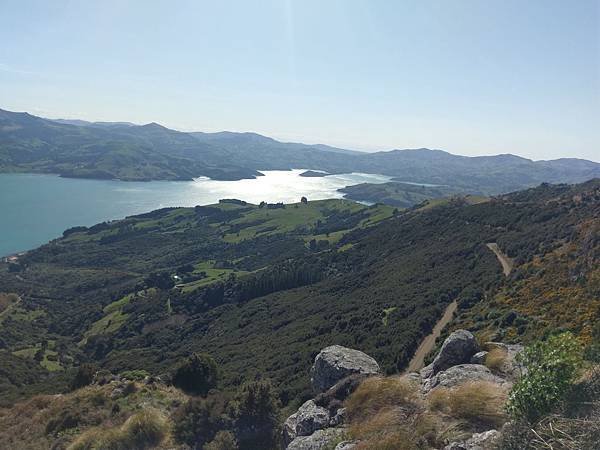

{"left": 286, "top": 428, "right": 346, "bottom": 450}
{"left": 422, "top": 364, "right": 509, "bottom": 393}
{"left": 311, "top": 345, "right": 380, "bottom": 393}
{"left": 283, "top": 400, "right": 330, "bottom": 445}
{"left": 430, "top": 330, "right": 480, "bottom": 376}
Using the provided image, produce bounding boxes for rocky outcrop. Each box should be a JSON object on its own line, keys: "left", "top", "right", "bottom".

{"left": 470, "top": 351, "right": 488, "bottom": 365}
{"left": 286, "top": 428, "right": 346, "bottom": 450}
{"left": 430, "top": 330, "right": 480, "bottom": 376}
{"left": 283, "top": 400, "right": 331, "bottom": 445}
{"left": 284, "top": 345, "right": 381, "bottom": 449}
{"left": 422, "top": 364, "right": 508, "bottom": 393}
{"left": 335, "top": 441, "right": 358, "bottom": 450}
{"left": 444, "top": 429, "right": 501, "bottom": 449}
{"left": 311, "top": 345, "right": 380, "bottom": 393}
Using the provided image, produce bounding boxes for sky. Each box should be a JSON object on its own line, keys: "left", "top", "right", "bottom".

{"left": 1, "top": 0, "right": 599, "bottom": 161}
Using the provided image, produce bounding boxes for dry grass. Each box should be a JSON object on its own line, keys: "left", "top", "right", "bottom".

{"left": 485, "top": 347, "right": 509, "bottom": 373}
{"left": 0, "top": 381, "right": 185, "bottom": 450}
{"left": 345, "top": 376, "right": 420, "bottom": 422}
{"left": 346, "top": 377, "right": 448, "bottom": 449}
{"left": 68, "top": 409, "right": 168, "bottom": 450}
{"left": 428, "top": 381, "right": 508, "bottom": 427}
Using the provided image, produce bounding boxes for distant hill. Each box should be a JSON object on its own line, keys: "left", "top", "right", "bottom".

{"left": 1, "top": 108, "right": 599, "bottom": 194}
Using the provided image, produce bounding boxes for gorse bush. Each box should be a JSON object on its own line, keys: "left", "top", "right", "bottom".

{"left": 172, "top": 353, "right": 219, "bottom": 395}
{"left": 507, "top": 332, "right": 584, "bottom": 422}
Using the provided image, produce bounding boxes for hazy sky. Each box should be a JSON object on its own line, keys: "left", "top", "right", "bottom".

{"left": 1, "top": 0, "right": 599, "bottom": 161}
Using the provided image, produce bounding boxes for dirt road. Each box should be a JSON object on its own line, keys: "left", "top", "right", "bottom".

{"left": 406, "top": 300, "right": 457, "bottom": 372}
{"left": 486, "top": 243, "right": 513, "bottom": 276}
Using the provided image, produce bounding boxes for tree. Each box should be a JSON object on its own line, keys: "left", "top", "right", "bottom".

{"left": 172, "top": 353, "right": 219, "bottom": 395}
{"left": 300, "top": 196, "right": 308, "bottom": 204}
{"left": 71, "top": 363, "right": 98, "bottom": 390}
{"left": 144, "top": 271, "right": 175, "bottom": 290}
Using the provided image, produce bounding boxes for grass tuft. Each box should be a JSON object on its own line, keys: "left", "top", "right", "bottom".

{"left": 428, "top": 381, "right": 508, "bottom": 427}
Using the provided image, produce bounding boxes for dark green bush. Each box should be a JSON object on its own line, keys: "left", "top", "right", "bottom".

{"left": 172, "top": 353, "right": 219, "bottom": 396}
{"left": 70, "top": 363, "right": 97, "bottom": 390}
{"left": 230, "top": 380, "right": 280, "bottom": 450}
{"left": 171, "top": 394, "right": 228, "bottom": 447}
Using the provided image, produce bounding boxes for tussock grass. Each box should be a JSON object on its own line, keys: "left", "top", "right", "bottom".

{"left": 68, "top": 409, "right": 167, "bottom": 450}
{"left": 346, "top": 377, "right": 443, "bottom": 449}
{"left": 345, "top": 376, "right": 420, "bottom": 422}
{"left": 485, "top": 347, "right": 509, "bottom": 373}
{"left": 428, "top": 381, "right": 508, "bottom": 427}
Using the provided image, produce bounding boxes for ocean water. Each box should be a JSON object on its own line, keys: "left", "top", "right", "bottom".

{"left": 0, "top": 170, "right": 391, "bottom": 256}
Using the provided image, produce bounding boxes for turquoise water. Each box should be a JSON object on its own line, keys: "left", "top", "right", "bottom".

{"left": 0, "top": 170, "right": 391, "bottom": 256}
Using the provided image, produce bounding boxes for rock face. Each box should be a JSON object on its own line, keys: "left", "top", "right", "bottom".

{"left": 430, "top": 330, "right": 480, "bottom": 376}
{"left": 286, "top": 428, "right": 346, "bottom": 450}
{"left": 283, "top": 400, "right": 331, "bottom": 445}
{"left": 422, "top": 364, "right": 508, "bottom": 393}
{"left": 311, "top": 345, "right": 380, "bottom": 393}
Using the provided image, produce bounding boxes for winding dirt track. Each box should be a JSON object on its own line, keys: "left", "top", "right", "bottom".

{"left": 406, "top": 300, "right": 457, "bottom": 372}
{"left": 486, "top": 243, "right": 513, "bottom": 276}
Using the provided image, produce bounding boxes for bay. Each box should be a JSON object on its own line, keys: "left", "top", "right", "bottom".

{"left": 0, "top": 170, "right": 391, "bottom": 256}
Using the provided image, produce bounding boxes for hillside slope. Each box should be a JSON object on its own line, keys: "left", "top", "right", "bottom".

{"left": 1, "top": 180, "right": 598, "bottom": 417}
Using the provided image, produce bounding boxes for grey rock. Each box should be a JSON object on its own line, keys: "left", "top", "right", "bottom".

{"left": 431, "top": 330, "right": 480, "bottom": 375}
{"left": 443, "top": 429, "right": 501, "bottom": 450}
{"left": 283, "top": 400, "right": 331, "bottom": 445}
{"left": 311, "top": 345, "right": 380, "bottom": 393}
{"left": 422, "top": 364, "right": 509, "bottom": 393}
{"left": 329, "top": 407, "right": 347, "bottom": 426}
{"left": 335, "top": 441, "right": 359, "bottom": 450}
{"left": 470, "top": 351, "right": 488, "bottom": 365}
{"left": 419, "top": 363, "right": 434, "bottom": 379}
{"left": 287, "top": 428, "right": 346, "bottom": 450}
{"left": 110, "top": 387, "right": 124, "bottom": 399}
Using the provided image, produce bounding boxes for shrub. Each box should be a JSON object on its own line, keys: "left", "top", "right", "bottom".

{"left": 70, "top": 363, "right": 97, "bottom": 390}
{"left": 506, "top": 332, "right": 584, "bottom": 422}
{"left": 68, "top": 409, "right": 167, "bottom": 450}
{"left": 172, "top": 353, "right": 219, "bottom": 395}
{"left": 230, "top": 380, "right": 280, "bottom": 450}
{"left": 204, "top": 430, "right": 239, "bottom": 450}
{"left": 171, "top": 394, "right": 228, "bottom": 447}
{"left": 428, "top": 381, "right": 508, "bottom": 427}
